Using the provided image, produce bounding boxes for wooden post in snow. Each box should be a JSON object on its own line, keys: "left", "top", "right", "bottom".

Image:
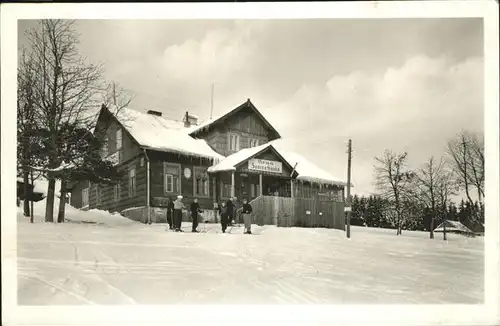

{"left": 290, "top": 162, "right": 298, "bottom": 198}
{"left": 231, "top": 171, "right": 235, "bottom": 198}
{"left": 346, "top": 139, "right": 352, "bottom": 238}
{"left": 259, "top": 174, "right": 263, "bottom": 196}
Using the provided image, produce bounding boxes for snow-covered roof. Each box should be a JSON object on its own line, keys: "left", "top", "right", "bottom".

{"left": 112, "top": 107, "right": 223, "bottom": 161}
{"left": 188, "top": 99, "right": 281, "bottom": 140}
{"left": 208, "top": 143, "right": 274, "bottom": 173}
{"left": 17, "top": 177, "right": 62, "bottom": 195}
{"left": 208, "top": 141, "right": 346, "bottom": 186}
{"left": 187, "top": 117, "right": 216, "bottom": 134}
{"left": 434, "top": 220, "right": 473, "bottom": 233}
{"left": 276, "top": 148, "right": 347, "bottom": 186}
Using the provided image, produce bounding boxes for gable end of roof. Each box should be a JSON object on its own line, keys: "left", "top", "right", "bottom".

{"left": 188, "top": 99, "right": 281, "bottom": 140}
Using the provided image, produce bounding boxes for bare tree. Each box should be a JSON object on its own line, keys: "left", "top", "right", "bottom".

{"left": 24, "top": 20, "right": 103, "bottom": 222}
{"left": 436, "top": 168, "right": 457, "bottom": 240}
{"left": 447, "top": 130, "right": 484, "bottom": 204}
{"left": 17, "top": 49, "right": 37, "bottom": 217}
{"left": 466, "top": 133, "right": 485, "bottom": 202}
{"left": 82, "top": 81, "right": 135, "bottom": 135}
{"left": 374, "top": 150, "right": 415, "bottom": 235}
{"left": 415, "top": 156, "right": 457, "bottom": 239}
{"left": 104, "top": 81, "right": 135, "bottom": 109}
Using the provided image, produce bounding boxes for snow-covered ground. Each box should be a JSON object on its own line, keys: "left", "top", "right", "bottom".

{"left": 16, "top": 200, "right": 484, "bottom": 305}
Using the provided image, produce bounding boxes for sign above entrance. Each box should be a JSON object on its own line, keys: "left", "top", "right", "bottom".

{"left": 248, "top": 158, "right": 283, "bottom": 174}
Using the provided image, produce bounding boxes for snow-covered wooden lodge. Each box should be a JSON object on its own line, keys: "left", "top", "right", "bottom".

{"left": 433, "top": 220, "right": 475, "bottom": 236}
{"left": 69, "top": 99, "right": 346, "bottom": 222}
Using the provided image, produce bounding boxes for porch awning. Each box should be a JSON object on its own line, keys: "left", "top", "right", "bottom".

{"left": 207, "top": 143, "right": 275, "bottom": 173}
{"left": 208, "top": 142, "right": 347, "bottom": 186}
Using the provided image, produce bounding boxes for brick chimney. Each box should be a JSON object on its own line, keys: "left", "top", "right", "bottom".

{"left": 183, "top": 111, "right": 198, "bottom": 127}
{"left": 147, "top": 110, "right": 162, "bottom": 117}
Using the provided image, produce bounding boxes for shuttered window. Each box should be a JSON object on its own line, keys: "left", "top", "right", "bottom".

{"left": 129, "top": 167, "right": 136, "bottom": 197}
{"left": 194, "top": 167, "right": 209, "bottom": 197}
{"left": 228, "top": 133, "right": 240, "bottom": 151}
{"left": 220, "top": 182, "right": 232, "bottom": 198}
{"left": 114, "top": 182, "right": 121, "bottom": 202}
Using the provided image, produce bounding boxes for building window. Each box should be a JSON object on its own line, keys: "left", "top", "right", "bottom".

{"left": 128, "top": 167, "right": 136, "bottom": 197}
{"left": 95, "top": 184, "right": 101, "bottom": 206}
{"left": 164, "top": 163, "right": 181, "bottom": 194}
{"left": 250, "top": 184, "right": 261, "bottom": 197}
{"left": 140, "top": 157, "right": 144, "bottom": 167}
{"left": 249, "top": 139, "right": 259, "bottom": 148}
{"left": 82, "top": 187, "right": 89, "bottom": 207}
{"left": 101, "top": 134, "right": 109, "bottom": 158}
{"left": 220, "top": 182, "right": 232, "bottom": 198}
{"left": 114, "top": 183, "right": 121, "bottom": 202}
{"left": 194, "top": 167, "right": 209, "bottom": 197}
{"left": 116, "top": 129, "right": 123, "bottom": 150}
{"left": 228, "top": 133, "right": 240, "bottom": 151}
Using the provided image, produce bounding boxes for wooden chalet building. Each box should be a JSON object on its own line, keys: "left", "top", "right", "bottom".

{"left": 69, "top": 99, "right": 346, "bottom": 223}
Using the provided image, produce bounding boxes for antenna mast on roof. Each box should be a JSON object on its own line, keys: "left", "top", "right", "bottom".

{"left": 210, "top": 83, "right": 215, "bottom": 119}
{"left": 112, "top": 81, "right": 117, "bottom": 106}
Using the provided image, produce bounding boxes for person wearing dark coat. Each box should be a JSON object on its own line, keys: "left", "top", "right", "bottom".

{"left": 241, "top": 198, "right": 253, "bottom": 234}
{"left": 225, "top": 198, "right": 234, "bottom": 225}
{"left": 190, "top": 198, "right": 203, "bottom": 232}
{"left": 166, "top": 197, "right": 174, "bottom": 230}
{"left": 220, "top": 201, "right": 229, "bottom": 233}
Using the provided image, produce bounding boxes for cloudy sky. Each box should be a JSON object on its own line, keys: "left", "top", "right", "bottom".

{"left": 18, "top": 18, "right": 484, "bottom": 196}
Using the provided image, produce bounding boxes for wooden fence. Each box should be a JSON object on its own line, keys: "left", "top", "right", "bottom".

{"left": 249, "top": 196, "right": 345, "bottom": 231}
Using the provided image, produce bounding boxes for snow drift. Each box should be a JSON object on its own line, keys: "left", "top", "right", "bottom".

{"left": 20, "top": 196, "right": 139, "bottom": 227}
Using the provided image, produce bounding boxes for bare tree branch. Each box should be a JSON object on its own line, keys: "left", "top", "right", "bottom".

{"left": 23, "top": 19, "right": 104, "bottom": 222}
{"left": 446, "top": 130, "right": 484, "bottom": 205}
{"left": 373, "top": 150, "right": 415, "bottom": 235}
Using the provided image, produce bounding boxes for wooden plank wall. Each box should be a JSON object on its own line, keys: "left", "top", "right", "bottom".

{"left": 89, "top": 154, "right": 147, "bottom": 213}
{"left": 250, "top": 195, "right": 345, "bottom": 231}
{"left": 201, "top": 109, "right": 271, "bottom": 157}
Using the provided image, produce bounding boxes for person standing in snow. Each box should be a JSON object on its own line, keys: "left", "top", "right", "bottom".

{"left": 233, "top": 196, "right": 241, "bottom": 225}
{"left": 166, "top": 197, "right": 174, "bottom": 230}
{"left": 213, "top": 201, "right": 219, "bottom": 224}
{"left": 190, "top": 198, "right": 203, "bottom": 233}
{"left": 173, "top": 195, "right": 185, "bottom": 232}
{"left": 220, "top": 201, "right": 229, "bottom": 233}
{"left": 241, "top": 198, "right": 253, "bottom": 234}
{"left": 226, "top": 197, "right": 234, "bottom": 226}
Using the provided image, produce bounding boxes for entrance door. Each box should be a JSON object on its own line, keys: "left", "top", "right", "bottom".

{"left": 238, "top": 173, "right": 249, "bottom": 199}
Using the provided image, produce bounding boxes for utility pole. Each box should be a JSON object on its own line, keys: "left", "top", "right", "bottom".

{"left": 210, "top": 83, "right": 215, "bottom": 119}
{"left": 112, "top": 81, "right": 117, "bottom": 105}
{"left": 346, "top": 139, "right": 352, "bottom": 238}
